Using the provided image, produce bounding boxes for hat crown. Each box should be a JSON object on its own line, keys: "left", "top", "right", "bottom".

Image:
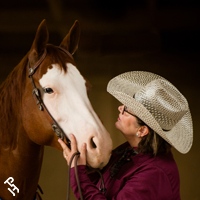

{"left": 135, "top": 79, "right": 188, "bottom": 130}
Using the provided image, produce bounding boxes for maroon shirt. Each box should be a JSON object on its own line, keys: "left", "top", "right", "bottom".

{"left": 70, "top": 142, "right": 180, "bottom": 200}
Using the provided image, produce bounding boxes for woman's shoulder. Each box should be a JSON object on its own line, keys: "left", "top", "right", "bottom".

{"left": 152, "top": 152, "right": 179, "bottom": 175}
{"left": 136, "top": 151, "right": 177, "bottom": 169}
{"left": 131, "top": 151, "right": 180, "bottom": 184}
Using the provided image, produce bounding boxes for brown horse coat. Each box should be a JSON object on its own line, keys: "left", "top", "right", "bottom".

{"left": 0, "top": 19, "right": 80, "bottom": 200}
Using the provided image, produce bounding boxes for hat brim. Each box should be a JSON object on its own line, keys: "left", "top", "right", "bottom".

{"left": 107, "top": 72, "right": 193, "bottom": 154}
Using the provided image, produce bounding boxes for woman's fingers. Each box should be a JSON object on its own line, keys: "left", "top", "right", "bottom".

{"left": 58, "top": 134, "right": 79, "bottom": 165}
{"left": 58, "top": 138, "right": 68, "bottom": 151}
{"left": 58, "top": 139, "right": 70, "bottom": 162}
{"left": 58, "top": 134, "right": 77, "bottom": 153}
{"left": 58, "top": 135, "right": 87, "bottom": 167}
{"left": 70, "top": 134, "right": 78, "bottom": 152}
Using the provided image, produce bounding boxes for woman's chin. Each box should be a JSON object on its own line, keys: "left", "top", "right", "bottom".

{"left": 115, "top": 121, "right": 120, "bottom": 130}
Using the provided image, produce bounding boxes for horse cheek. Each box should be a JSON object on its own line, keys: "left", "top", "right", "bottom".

{"left": 21, "top": 95, "right": 55, "bottom": 146}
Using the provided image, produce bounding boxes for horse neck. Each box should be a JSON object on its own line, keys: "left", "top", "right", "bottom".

{"left": 0, "top": 55, "right": 28, "bottom": 149}
{"left": 0, "top": 124, "right": 44, "bottom": 200}
{"left": 0, "top": 56, "right": 44, "bottom": 198}
{"left": 0, "top": 53, "right": 45, "bottom": 150}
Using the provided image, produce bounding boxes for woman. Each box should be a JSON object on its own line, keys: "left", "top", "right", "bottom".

{"left": 58, "top": 71, "right": 193, "bottom": 200}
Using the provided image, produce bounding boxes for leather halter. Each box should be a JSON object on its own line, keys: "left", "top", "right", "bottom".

{"left": 28, "top": 46, "right": 73, "bottom": 148}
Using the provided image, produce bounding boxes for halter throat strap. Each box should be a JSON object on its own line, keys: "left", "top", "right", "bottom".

{"left": 28, "top": 47, "right": 72, "bottom": 148}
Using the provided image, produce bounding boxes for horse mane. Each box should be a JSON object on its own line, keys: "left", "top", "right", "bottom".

{"left": 0, "top": 54, "right": 28, "bottom": 149}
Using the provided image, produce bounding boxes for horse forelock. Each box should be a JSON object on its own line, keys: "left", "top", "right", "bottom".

{"left": 0, "top": 54, "right": 28, "bottom": 148}
{"left": 43, "top": 45, "right": 76, "bottom": 74}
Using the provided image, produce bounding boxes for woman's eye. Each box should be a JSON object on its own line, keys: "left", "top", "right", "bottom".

{"left": 44, "top": 88, "right": 54, "bottom": 94}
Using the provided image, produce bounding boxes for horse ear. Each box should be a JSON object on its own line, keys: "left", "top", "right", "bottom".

{"left": 59, "top": 20, "right": 80, "bottom": 55}
{"left": 29, "top": 19, "right": 49, "bottom": 67}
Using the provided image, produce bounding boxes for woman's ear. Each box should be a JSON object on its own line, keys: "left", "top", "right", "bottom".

{"left": 138, "top": 126, "right": 149, "bottom": 137}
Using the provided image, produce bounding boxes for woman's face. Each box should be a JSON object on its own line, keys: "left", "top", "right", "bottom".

{"left": 115, "top": 105, "right": 140, "bottom": 137}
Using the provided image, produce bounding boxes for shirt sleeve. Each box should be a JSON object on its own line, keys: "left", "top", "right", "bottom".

{"left": 70, "top": 165, "right": 107, "bottom": 200}
{"left": 71, "top": 165, "right": 174, "bottom": 200}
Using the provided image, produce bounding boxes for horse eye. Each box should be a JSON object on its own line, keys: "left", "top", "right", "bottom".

{"left": 44, "top": 88, "right": 54, "bottom": 94}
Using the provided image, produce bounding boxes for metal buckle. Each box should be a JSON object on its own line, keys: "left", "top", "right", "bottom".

{"left": 29, "top": 67, "right": 34, "bottom": 75}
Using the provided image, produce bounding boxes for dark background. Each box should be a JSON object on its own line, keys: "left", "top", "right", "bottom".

{"left": 0, "top": 0, "right": 199, "bottom": 199}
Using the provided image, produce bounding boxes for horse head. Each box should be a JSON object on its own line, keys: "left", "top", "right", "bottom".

{"left": 22, "top": 20, "right": 113, "bottom": 169}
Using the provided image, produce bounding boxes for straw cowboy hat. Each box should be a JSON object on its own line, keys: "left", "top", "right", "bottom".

{"left": 107, "top": 71, "right": 193, "bottom": 154}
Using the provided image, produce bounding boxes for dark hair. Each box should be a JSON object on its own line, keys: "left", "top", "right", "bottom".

{"left": 136, "top": 117, "right": 171, "bottom": 156}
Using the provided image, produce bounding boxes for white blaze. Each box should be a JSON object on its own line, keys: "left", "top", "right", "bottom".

{"left": 39, "top": 63, "right": 113, "bottom": 168}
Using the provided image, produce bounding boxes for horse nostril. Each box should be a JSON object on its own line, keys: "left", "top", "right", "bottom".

{"left": 90, "top": 137, "right": 97, "bottom": 149}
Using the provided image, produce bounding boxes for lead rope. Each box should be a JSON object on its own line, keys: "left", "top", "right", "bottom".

{"left": 96, "top": 170, "right": 106, "bottom": 194}
{"left": 67, "top": 152, "right": 83, "bottom": 200}
{"left": 66, "top": 153, "right": 106, "bottom": 200}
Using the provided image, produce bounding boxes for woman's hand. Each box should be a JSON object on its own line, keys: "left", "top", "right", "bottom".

{"left": 58, "top": 134, "right": 87, "bottom": 168}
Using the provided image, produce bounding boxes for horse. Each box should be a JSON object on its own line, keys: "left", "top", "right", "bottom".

{"left": 0, "top": 19, "right": 113, "bottom": 200}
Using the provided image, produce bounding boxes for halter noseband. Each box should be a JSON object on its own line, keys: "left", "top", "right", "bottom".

{"left": 28, "top": 46, "right": 73, "bottom": 148}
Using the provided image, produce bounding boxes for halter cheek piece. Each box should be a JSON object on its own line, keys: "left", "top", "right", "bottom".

{"left": 28, "top": 46, "right": 72, "bottom": 148}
